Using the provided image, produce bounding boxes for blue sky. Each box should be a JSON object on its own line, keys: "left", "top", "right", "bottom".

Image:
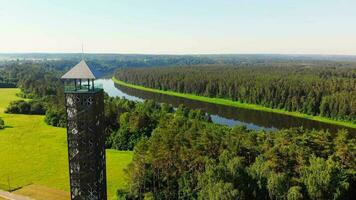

{"left": 1, "top": 0, "right": 356, "bottom": 54}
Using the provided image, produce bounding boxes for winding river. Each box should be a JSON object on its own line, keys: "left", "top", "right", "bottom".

{"left": 97, "top": 79, "right": 356, "bottom": 133}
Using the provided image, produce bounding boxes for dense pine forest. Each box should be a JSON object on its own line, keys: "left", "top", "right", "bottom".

{"left": 115, "top": 62, "right": 356, "bottom": 123}
{"left": 122, "top": 116, "right": 355, "bottom": 200}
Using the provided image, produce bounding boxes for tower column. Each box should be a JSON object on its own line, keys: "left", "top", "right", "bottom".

{"left": 61, "top": 60, "right": 107, "bottom": 200}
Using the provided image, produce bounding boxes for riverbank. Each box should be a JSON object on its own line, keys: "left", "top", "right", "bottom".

{"left": 113, "top": 77, "right": 356, "bottom": 129}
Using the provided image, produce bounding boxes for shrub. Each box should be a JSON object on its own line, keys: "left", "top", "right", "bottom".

{"left": 30, "top": 102, "right": 46, "bottom": 114}
{"left": 0, "top": 118, "right": 4, "bottom": 129}
{"left": 5, "top": 100, "right": 46, "bottom": 115}
{"left": 44, "top": 108, "right": 66, "bottom": 127}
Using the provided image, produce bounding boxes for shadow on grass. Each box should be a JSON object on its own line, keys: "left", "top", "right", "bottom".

{"left": 0, "top": 125, "right": 14, "bottom": 130}
{"left": 0, "top": 182, "right": 33, "bottom": 192}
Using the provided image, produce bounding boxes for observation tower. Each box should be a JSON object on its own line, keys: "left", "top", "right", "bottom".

{"left": 61, "top": 60, "right": 107, "bottom": 200}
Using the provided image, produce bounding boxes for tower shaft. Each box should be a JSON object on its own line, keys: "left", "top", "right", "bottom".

{"left": 65, "top": 91, "right": 107, "bottom": 200}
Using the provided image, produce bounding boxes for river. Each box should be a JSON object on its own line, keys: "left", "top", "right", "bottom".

{"left": 96, "top": 79, "right": 355, "bottom": 133}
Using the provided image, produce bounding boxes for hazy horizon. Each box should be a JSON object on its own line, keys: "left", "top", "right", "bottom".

{"left": 2, "top": 52, "right": 356, "bottom": 57}
{"left": 1, "top": 0, "right": 356, "bottom": 55}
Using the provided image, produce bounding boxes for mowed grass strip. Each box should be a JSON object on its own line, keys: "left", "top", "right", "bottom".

{"left": 0, "top": 88, "right": 132, "bottom": 200}
{"left": 113, "top": 77, "right": 356, "bottom": 129}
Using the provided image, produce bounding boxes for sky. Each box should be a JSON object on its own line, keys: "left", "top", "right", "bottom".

{"left": 1, "top": 0, "right": 356, "bottom": 55}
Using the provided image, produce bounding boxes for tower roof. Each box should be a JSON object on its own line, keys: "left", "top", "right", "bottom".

{"left": 61, "top": 60, "right": 96, "bottom": 80}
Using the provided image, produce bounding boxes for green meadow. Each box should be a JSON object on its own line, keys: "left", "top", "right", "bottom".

{"left": 0, "top": 88, "right": 132, "bottom": 200}
{"left": 113, "top": 77, "right": 356, "bottom": 129}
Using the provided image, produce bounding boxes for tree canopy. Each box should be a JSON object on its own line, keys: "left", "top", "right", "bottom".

{"left": 122, "top": 116, "right": 355, "bottom": 199}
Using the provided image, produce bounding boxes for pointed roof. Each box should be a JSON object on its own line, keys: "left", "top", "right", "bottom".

{"left": 61, "top": 60, "right": 96, "bottom": 79}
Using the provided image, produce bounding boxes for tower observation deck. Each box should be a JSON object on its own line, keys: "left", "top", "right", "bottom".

{"left": 61, "top": 60, "right": 107, "bottom": 200}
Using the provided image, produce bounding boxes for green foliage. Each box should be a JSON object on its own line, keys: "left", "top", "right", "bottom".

{"left": 287, "top": 186, "right": 303, "bottom": 200}
{"left": 267, "top": 173, "right": 289, "bottom": 199}
{"left": 5, "top": 100, "right": 46, "bottom": 114}
{"left": 1, "top": 62, "right": 67, "bottom": 128}
{"left": 333, "top": 130, "right": 356, "bottom": 168}
{"left": 116, "top": 64, "right": 356, "bottom": 123}
{"left": 0, "top": 68, "right": 17, "bottom": 88}
{"left": 301, "top": 156, "right": 350, "bottom": 199}
{"left": 0, "top": 117, "right": 4, "bottom": 129}
{"left": 44, "top": 107, "right": 66, "bottom": 127}
{"left": 124, "top": 116, "right": 355, "bottom": 199}
{"left": 117, "top": 189, "right": 131, "bottom": 200}
{"left": 248, "top": 156, "right": 270, "bottom": 197}
{"left": 178, "top": 173, "right": 197, "bottom": 200}
{"left": 198, "top": 181, "right": 239, "bottom": 200}
{"left": 106, "top": 97, "right": 211, "bottom": 151}
{"left": 3, "top": 62, "right": 63, "bottom": 98}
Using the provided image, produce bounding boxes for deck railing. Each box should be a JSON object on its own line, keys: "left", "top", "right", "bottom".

{"left": 64, "top": 83, "right": 103, "bottom": 93}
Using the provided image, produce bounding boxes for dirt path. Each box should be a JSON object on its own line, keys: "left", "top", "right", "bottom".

{"left": 0, "top": 190, "right": 32, "bottom": 200}
{"left": 13, "top": 185, "right": 69, "bottom": 200}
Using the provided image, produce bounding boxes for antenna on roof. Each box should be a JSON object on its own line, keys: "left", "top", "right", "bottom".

{"left": 81, "top": 43, "right": 84, "bottom": 60}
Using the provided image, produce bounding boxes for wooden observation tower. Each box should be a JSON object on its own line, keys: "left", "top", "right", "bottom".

{"left": 61, "top": 60, "right": 107, "bottom": 200}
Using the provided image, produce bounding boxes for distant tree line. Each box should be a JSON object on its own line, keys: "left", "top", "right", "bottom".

{"left": 120, "top": 114, "right": 355, "bottom": 200}
{"left": 0, "top": 54, "right": 217, "bottom": 75}
{"left": 1, "top": 61, "right": 66, "bottom": 127}
{"left": 115, "top": 63, "right": 356, "bottom": 123}
{"left": 0, "top": 68, "right": 17, "bottom": 88}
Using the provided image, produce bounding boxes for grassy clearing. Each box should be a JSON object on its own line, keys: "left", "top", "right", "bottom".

{"left": 0, "top": 88, "right": 22, "bottom": 113}
{"left": 0, "top": 88, "right": 132, "bottom": 200}
{"left": 113, "top": 77, "right": 356, "bottom": 129}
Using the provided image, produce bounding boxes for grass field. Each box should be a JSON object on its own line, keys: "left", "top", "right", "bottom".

{"left": 113, "top": 77, "right": 356, "bottom": 129}
{"left": 0, "top": 88, "right": 132, "bottom": 200}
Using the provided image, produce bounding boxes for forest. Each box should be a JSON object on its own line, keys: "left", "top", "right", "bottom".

{"left": 1, "top": 60, "right": 356, "bottom": 199}
{"left": 0, "top": 68, "right": 17, "bottom": 88}
{"left": 115, "top": 62, "right": 356, "bottom": 123}
{"left": 71, "top": 90, "right": 356, "bottom": 200}
{"left": 121, "top": 115, "right": 355, "bottom": 200}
